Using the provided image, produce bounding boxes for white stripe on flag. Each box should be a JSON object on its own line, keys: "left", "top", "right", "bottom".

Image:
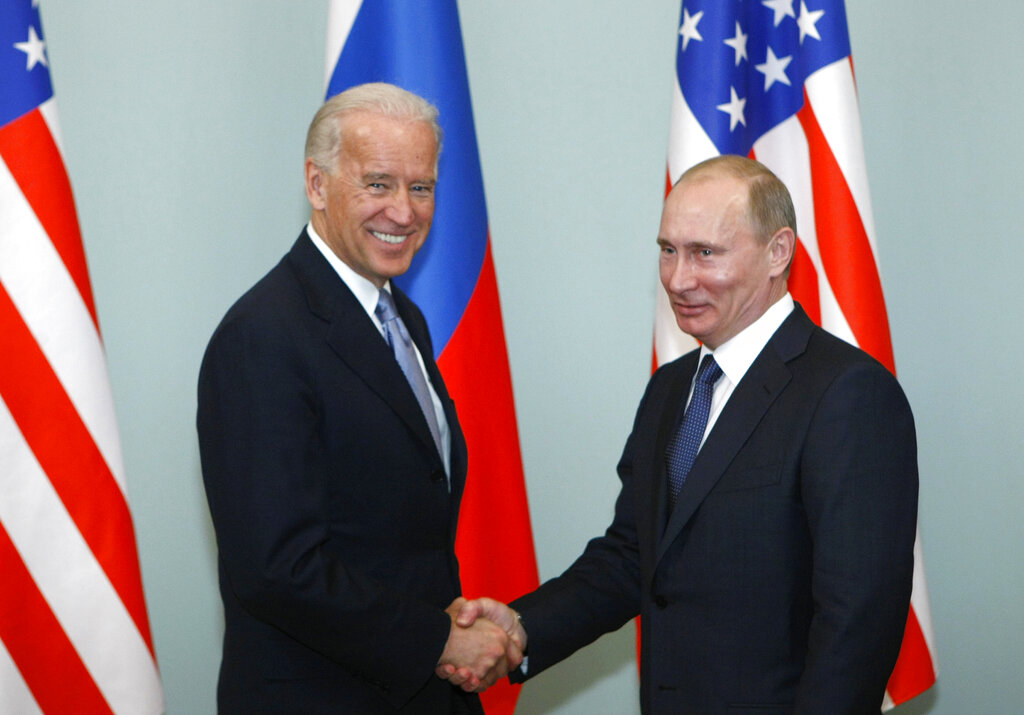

{"left": 653, "top": 278, "right": 699, "bottom": 364}
{"left": 657, "top": 79, "right": 717, "bottom": 363}
{"left": 0, "top": 637, "right": 43, "bottom": 715}
{"left": 666, "top": 80, "right": 717, "bottom": 183}
{"left": 39, "top": 99, "right": 67, "bottom": 163}
{"left": 754, "top": 115, "right": 821, "bottom": 267}
{"left": 324, "top": 0, "right": 362, "bottom": 90}
{"left": 0, "top": 157, "right": 126, "bottom": 494}
{"left": 805, "top": 60, "right": 879, "bottom": 260}
{"left": 753, "top": 115, "right": 859, "bottom": 348}
{"left": 0, "top": 396, "right": 163, "bottom": 715}
{"left": 911, "top": 531, "right": 937, "bottom": 657}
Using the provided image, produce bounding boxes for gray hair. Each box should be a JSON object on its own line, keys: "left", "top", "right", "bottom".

{"left": 304, "top": 82, "right": 443, "bottom": 171}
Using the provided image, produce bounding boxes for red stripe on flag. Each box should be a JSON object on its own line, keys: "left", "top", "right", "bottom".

{"left": 788, "top": 237, "right": 822, "bottom": 326}
{"left": 0, "top": 110, "right": 97, "bottom": 329}
{"left": 0, "top": 521, "right": 113, "bottom": 714}
{"left": 443, "top": 239, "right": 538, "bottom": 715}
{"left": 746, "top": 148, "right": 822, "bottom": 326}
{"left": 886, "top": 606, "right": 936, "bottom": 706}
{"left": 0, "top": 282, "right": 154, "bottom": 655}
{"left": 796, "top": 93, "right": 895, "bottom": 373}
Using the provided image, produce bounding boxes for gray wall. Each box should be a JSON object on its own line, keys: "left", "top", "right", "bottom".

{"left": 38, "top": 1, "right": 1022, "bottom": 712}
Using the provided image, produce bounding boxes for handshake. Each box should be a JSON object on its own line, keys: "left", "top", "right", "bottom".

{"left": 435, "top": 597, "right": 528, "bottom": 693}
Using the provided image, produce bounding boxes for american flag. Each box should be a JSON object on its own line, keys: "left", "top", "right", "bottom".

{"left": 324, "top": 3, "right": 540, "bottom": 713}
{"left": 0, "top": 2, "right": 163, "bottom": 712}
{"left": 656, "top": 0, "right": 937, "bottom": 709}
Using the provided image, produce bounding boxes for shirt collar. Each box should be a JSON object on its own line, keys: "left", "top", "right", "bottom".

{"left": 306, "top": 221, "right": 391, "bottom": 319}
{"left": 701, "top": 293, "right": 794, "bottom": 386}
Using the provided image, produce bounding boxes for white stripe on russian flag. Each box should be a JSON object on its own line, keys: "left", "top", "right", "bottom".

{"left": 324, "top": 0, "right": 362, "bottom": 89}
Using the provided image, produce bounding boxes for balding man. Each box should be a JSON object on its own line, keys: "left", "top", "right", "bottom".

{"left": 449, "top": 155, "right": 917, "bottom": 714}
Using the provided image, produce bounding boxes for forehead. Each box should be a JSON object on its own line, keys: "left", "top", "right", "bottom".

{"left": 661, "top": 174, "right": 750, "bottom": 235}
{"left": 339, "top": 111, "right": 438, "bottom": 169}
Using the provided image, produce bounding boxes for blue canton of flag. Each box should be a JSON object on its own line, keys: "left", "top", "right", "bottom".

{"left": 676, "top": 0, "right": 850, "bottom": 154}
{"left": 1, "top": 0, "right": 53, "bottom": 129}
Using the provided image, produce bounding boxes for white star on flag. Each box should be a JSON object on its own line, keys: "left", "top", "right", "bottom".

{"left": 755, "top": 46, "right": 793, "bottom": 91}
{"left": 762, "top": 0, "right": 796, "bottom": 27}
{"left": 14, "top": 26, "right": 47, "bottom": 71}
{"left": 716, "top": 86, "right": 746, "bottom": 130}
{"left": 797, "top": 2, "right": 826, "bottom": 43}
{"left": 724, "top": 22, "right": 749, "bottom": 66}
{"left": 679, "top": 8, "right": 704, "bottom": 51}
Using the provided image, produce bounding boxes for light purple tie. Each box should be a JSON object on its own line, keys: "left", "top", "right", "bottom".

{"left": 375, "top": 289, "right": 443, "bottom": 458}
{"left": 666, "top": 355, "right": 723, "bottom": 506}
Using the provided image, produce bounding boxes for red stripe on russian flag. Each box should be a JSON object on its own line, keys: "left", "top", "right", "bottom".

{"left": 886, "top": 606, "right": 937, "bottom": 706}
{"left": 443, "top": 239, "right": 537, "bottom": 714}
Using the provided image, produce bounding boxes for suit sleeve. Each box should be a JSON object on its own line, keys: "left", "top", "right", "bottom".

{"left": 796, "top": 361, "right": 918, "bottom": 712}
{"left": 197, "top": 311, "right": 450, "bottom": 707}
{"left": 508, "top": 373, "right": 666, "bottom": 680}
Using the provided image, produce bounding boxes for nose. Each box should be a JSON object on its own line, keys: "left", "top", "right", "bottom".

{"left": 386, "top": 188, "right": 415, "bottom": 226}
{"left": 663, "top": 255, "right": 697, "bottom": 295}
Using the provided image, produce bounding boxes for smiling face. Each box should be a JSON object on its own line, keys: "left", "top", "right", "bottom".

{"left": 658, "top": 172, "right": 793, "bottom": 350}
{"left": 305, "top": 110, "right": 438, "bottom": 288}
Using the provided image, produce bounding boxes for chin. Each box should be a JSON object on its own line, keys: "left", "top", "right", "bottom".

{"left": 675, "top": 318, "right": 706, "bottom": 337}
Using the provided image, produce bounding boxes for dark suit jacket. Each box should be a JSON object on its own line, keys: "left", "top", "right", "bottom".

{"left": 198, "top": 231, "right": 481, "bottom": 714}
{"left": 512, "top": 304, "right": 918, "bottom": 714}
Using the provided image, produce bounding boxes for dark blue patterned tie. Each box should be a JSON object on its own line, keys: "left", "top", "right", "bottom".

{"left": 375, "top": 289, "right": 443, "bottom": 458}
{"left": 666, "top": 355, "right": 723, "bottom": 506}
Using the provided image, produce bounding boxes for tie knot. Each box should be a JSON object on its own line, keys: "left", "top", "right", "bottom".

{"left": 374, "top": 288, "right": 397, "bottom": 321}
{"left": 697, "top": 355, "right": 723, "bottom": 386}
{"left": 375, "top": 289, "right": 410, "bottom": 345}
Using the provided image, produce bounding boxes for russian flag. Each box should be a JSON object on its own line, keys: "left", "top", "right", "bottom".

{"left": 324, "top": 3, "right": 540, "bottom": 712}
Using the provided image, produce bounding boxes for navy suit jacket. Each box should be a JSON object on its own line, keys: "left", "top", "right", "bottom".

{"left": 198, "top": 231, "right": 481, "bottom": 714}
{"left": 512, "top": 305, "right": 918, "bottom": 714}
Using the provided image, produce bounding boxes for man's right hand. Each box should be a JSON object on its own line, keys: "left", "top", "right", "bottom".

{"left": 436, "top": 598, "right": 523, "bottom": 692}
{"left": 436, "top": 598, "right": 527, "bottom": 691}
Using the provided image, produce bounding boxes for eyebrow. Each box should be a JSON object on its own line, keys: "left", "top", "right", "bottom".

{"left": 363, "top": 172, "right": 436, "bottom": 185}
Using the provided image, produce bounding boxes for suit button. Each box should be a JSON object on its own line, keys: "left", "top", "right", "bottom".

{"left": 430, "top": 469, "right": 445, "bottom": 483}
{"left": 654, "top": 595, "right": 668, "bottom": 609}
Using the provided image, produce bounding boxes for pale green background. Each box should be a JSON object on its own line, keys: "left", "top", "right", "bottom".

{"left": 36, "top": 1, "right": 1022, "bottom": 712}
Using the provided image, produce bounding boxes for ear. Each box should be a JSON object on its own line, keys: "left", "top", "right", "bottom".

{"left": 768, "top": 227, "right": 795, "bottom": 277}
{"left": 305, "top": 158, "right": 327, "bottom": 211}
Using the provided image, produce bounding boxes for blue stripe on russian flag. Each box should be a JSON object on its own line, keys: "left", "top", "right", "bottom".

{"left": 326, "top": 0, "right": 488, "bottom": 357}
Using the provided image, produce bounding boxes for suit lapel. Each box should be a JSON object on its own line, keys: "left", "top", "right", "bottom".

{"left": 655, "top": 307, "right": 815, "bottom": 566}
{"left": 286, "top": 233, "right": 445, "bottom": 467}
{"left": 643, "top": 352, "right": 699, "bottom": 549}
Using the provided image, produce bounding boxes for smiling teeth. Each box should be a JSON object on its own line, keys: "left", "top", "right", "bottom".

{"left": 372, "top": 231, "right": 406, "bottom": 244}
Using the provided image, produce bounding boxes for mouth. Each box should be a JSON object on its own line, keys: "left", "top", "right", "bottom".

{"left": 674, "top": 302, "right": 707, "bottom": 316}
{"left": 371, "top": 230, "right": 408, "bottom": 245}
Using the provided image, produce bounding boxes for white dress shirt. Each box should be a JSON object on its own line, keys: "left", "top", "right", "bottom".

{"left": 689, "top": 293, "right": 795, "bottom": 449}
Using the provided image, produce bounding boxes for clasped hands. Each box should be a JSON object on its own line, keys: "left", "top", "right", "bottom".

{"left": 436, "top": 597, "right": 527, "bottom": 693}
